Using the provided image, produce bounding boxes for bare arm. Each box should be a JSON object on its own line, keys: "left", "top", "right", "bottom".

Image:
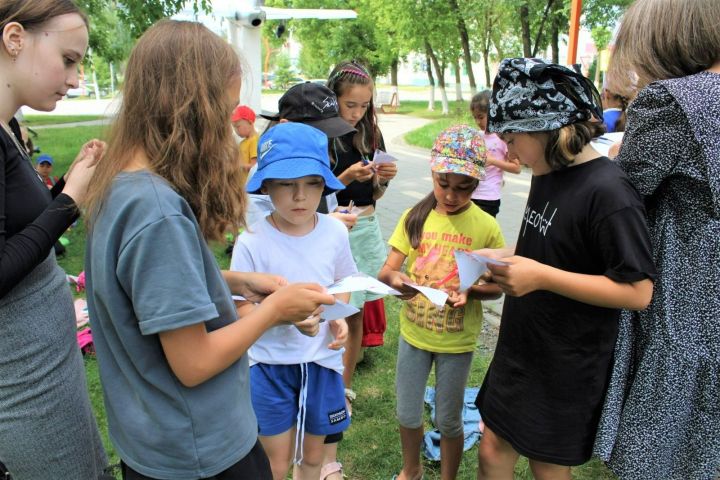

{"left": 488, "top": 256, "right": 653, "bottom": 310}
{"left": 378, "top": 247, "right": 418, "bottom": 300}
{"left": 159, "top": 283, "right": 334, "bottom": 387}
{"left": 221, "top": 270, "right": 287, "bottom": 303}
{"left": 487, "top": 155, "right": 522, "bottom": 174}
{"left": 468, "top": 282, "right": 503, "bottom": 301}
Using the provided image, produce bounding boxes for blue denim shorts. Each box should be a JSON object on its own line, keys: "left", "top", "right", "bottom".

{"left": 250, "top": 363, "right": 350, "bottom": 437}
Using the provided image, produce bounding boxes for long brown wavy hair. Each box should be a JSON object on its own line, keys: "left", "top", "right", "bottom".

{"left": 0, "top": 0, "right": 87, "bottom": 35}
{"left": 84, "top": 20, "right": 246, "bottom": 241}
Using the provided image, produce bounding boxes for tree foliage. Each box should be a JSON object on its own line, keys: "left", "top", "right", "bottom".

{"left": 78, "top": 0, "right": 631, "bottom": 104}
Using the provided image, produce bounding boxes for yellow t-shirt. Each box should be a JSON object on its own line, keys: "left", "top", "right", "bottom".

{"left": 388, "top": 204, "right": 505, "bottom": 353}
{"left": 239, "top": 133, "right": 258, "bottom": 186}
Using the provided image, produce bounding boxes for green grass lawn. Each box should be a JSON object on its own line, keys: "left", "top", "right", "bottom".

{"left": 43, "top": 124, "right": 615, "bottom": 479}
{"left": 82, "top": 295, "right": 615, "bottom": 480}
{"left": 29, "top": 124, "right": 108, "bottom": 169}
{"left": 23, "top": 114, "right": 106, "bottom": 126}
{"left": 396, "top": 100, "right": 476, "bottom": 150}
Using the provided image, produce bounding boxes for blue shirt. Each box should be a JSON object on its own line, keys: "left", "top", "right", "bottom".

{"left": 603, "top": 108, "right": 623, "bottom": 133}
{"left": 85, "top": 171, "right": 256, "bottom": 478}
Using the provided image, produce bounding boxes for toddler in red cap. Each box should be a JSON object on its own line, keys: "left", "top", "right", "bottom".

{"left": 231, "top": 105, "right": 258, "bottom": 185}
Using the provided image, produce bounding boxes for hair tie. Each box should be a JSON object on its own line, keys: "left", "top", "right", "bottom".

{"left": 340, "top": 67, "right": 369, "bottom": 79}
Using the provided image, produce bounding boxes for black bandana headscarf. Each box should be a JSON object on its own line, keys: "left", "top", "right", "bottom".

{"left": 488, "top": 58, "right": 603, "bottom": 133}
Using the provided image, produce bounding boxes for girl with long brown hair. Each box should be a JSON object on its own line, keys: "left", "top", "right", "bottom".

{"left": 83, "top": 20, "right": 335, "bottom": 480}
{"left": 0, "top": 1, "right": 108, "bottom": 478}
{"left": 325, "top": 59, "right": 397, "bottom": 408}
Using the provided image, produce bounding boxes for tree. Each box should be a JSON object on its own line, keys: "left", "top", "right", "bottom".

{"left": 76, "top": 0, "right": 211, "bottom": 97}
{"left": 447, "top": 0, "right": 477, "bottom": 95}
{"left": 265, "top": 0, "right": 400, "bottom": 80}
{"left": 274, "top": 54, "right": 297, "bottom": 89}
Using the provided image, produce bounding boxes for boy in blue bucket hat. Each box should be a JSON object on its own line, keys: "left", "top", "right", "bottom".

{"left": 231, "top": 122, "right": 358, "bottom": 479}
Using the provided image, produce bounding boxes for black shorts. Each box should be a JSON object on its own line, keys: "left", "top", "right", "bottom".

{"left": 472, "top": 198, "right": 500, "bottom": 217}
{"left": 121, "top": 440, "right": 271, "bottom": 480}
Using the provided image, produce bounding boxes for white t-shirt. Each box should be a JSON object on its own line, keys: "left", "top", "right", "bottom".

{"left": 230, "top": 213, "right": 358, "bottom": 373}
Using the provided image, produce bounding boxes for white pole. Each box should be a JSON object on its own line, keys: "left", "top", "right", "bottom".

{"left": 229, "top": 19, "right": 263, "bottom": 112}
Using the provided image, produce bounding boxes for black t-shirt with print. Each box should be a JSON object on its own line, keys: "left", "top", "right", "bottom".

{"left": 332, "top": 131, "right": 386, "bottom": 207}
{"left": 476, "top": 157, "right": 656, "bottom": 465}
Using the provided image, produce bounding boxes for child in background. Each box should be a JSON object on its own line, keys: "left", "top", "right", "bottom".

{"left": 321, "top": 59, "right": 397, "bottom": 480}
{"left": 261, "top": 82, "right": 358, "bottom": 229}
{"left": 231, "top": 122, "right": 356, "bottom": 480}
{"left": 469, "top": 91, "right": 521, "bottom": 217}
{"left": 326, "top": 59, "right": 397, "bottom": 407}
{"left": 379, "top": 125, "right": 505, "bottom": 480}
{"left": 35, "top": 153, "right": 58, "bottom": 188}
{"left": 474, "top": 58, "right": 655, "bottom": 480}
{"left": 600, "top": 87, "right": 628, "bottom": 133}
{"left": 231, "top": 105, "right": 258, "bottom": 185}
{"left": 83, "top": 21, "right": 335, "bottom": 480}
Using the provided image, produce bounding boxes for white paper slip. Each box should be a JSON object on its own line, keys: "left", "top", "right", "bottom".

{"left": 349, "top": 205, "right": 371, "bottom": 215}
{"left": 326, "top": 272, "right": 401, "bottom": 296}
{"left": 320, "top": 300, "right": 360, "bottom": 322}
{"left": 401, "top": 282, "right": 449, "bottom": 308}
{"left": 591, "top": 132, "right": 624, "bottom": 157}
{"left": 454, "top": 251, "right": 508, "bottom": 291}
{"left": 373, "top": 149, "right": 398, "bottom": 164}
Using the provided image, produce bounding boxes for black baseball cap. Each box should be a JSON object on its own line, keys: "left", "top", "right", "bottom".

{"left": 261, "top": 82, "right": 356, "bottom": 138}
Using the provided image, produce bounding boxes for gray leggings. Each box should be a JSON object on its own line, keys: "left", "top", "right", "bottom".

{"left": 395, "top": 337, "right": 473, "bottom": 438}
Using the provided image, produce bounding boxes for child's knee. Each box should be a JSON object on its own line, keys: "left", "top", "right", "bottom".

{"left": 477, "top": 437, "right": 505, "bottom": 469}
{"left": 396, "top": 406, "right": 423, "bottom": 430}
{"left": 435, "top": 413, "right": 464, "bottom": 438}
{"left": 477, "top": 429, "right": 516, "bottom": 470}
{"left": 434, "top": 405, "right": 464, "bottom": 438}
{"left": 298, "top": 448, "right": 324, "bottom": 470}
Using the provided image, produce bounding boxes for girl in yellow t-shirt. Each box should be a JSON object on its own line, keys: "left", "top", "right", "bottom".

{"left": 379, "top": 125, "right": 505, "bottom": 480}
{"left": 231, "top": 105, "right": 258, "bottom": 185}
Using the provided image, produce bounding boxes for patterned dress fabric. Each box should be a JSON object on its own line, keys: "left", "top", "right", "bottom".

{"left": 594, "top": 71, "right": 720, "bottom": 480}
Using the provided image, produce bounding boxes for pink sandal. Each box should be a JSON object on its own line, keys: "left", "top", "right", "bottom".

{"left": 320, "top": 461, "right": 343, "bottom": 480}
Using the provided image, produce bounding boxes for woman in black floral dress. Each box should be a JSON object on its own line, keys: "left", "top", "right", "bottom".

{"left": 593, "top": 1, "right": 720, "bottom": 479}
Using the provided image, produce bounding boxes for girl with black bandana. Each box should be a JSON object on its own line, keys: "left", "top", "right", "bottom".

{"left": 473, "top": 58, "right": 656, "bottom": 480}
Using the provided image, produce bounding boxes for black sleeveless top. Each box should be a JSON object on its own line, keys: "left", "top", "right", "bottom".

{"left": 332, "top": 131, "right": 386, "bottom": 207}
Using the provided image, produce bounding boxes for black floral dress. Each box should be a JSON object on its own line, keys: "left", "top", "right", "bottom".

{"left": 594, "top": 72, "right": 720, "bottom": 480}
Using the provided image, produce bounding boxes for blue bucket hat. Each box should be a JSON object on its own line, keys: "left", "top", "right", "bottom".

{"left": 245, "top": 122, "right": 346, "bottom": 195}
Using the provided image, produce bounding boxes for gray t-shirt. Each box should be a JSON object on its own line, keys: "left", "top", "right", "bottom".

{"left": 85, "top": 171, "right": 257, "bottom": 478}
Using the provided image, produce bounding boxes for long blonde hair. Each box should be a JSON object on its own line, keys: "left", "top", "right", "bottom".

{"left": 85, "top": 20, "right": 246, "bottom": 241}
{"left": 608, "top": 0, "right": 720, "bottom": 98}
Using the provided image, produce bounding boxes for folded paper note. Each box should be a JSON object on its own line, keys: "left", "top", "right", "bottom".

{"left": 326, "top": 273, "right": 401, "bottom": 296}
{"left": 454, "top": 251, "right": 509, "bottom": 291}
{"left": 402, "top": 282, "right": 449, "bottom": 308}
{"left": 320, "top": 299, "right": 360, "bottom": 322}
{"left": 373, "top": 149, "right": 398, "bottom": 164}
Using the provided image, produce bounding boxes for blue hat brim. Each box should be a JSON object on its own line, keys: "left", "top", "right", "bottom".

{"left": 246, "top": 157, "right": 345, "bottom": 196}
